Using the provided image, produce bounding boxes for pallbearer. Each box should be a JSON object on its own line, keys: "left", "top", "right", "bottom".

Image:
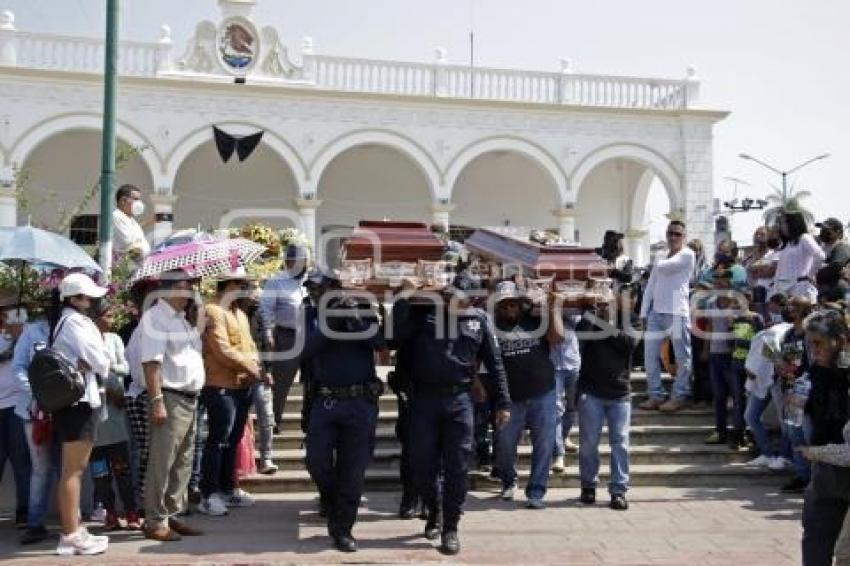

{"left": 301, "top": 273, "right": 385, "bottom": 553}
{"left": 391, "top": 273, "right": 511, "bottom": 556}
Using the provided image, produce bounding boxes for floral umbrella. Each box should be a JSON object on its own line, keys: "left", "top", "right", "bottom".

{"left": 130, "top": 237, "right": 265, "bottom": 284}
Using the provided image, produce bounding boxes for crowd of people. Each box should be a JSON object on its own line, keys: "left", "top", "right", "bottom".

{"left": 0, "top": 184, "right": 848, "bottom": 563}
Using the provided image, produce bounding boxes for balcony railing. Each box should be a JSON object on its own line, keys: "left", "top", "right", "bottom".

{"left": 0, "top": 12, "right": 699, "bottom": 110}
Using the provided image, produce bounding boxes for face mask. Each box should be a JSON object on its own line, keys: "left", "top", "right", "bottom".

{"left": 131, "top": 200, "right": 145, "bottom": 217}
{"left": 770, "top": 312, "right": 784, "bottom": 325}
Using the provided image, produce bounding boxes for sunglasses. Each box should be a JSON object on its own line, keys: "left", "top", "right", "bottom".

{"left": 666, "top": 231, "right": 685, "bottom": 237}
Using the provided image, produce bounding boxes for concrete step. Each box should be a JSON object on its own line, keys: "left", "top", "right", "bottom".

{"left": 240, "top": 463, "right": 786, "bottom": 493}
{"left": 256, "top": 443, "right": 754, "bottom": 471}
{"left": 270, "top": 423, "right": 720, "bottom": 450}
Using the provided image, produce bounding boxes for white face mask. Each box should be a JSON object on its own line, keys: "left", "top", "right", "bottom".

{"left": 131, "top": 200, "right": 145, "bottom": 217}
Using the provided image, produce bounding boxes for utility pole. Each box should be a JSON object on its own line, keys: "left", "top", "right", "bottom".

{"left": 98, "top": 0, "right": 119, "bottom": 277}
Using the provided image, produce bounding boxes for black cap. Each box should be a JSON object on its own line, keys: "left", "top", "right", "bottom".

{"left": 448, "top": 272, "right": 481, "bottom": 294}
{"left": 816, "top": 218, "right": 844, "bottom": 233}
{"left": 285, "top": 244, "right": 308, "bottom": 261}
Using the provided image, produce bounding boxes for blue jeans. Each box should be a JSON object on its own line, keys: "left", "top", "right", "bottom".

{"left": 0, "top": 407, "right": 31, "bottom": 520}
{"left": 199, "top": 386, "right": 253, "bottom": 497}
{"left": 23, "top": 420, "right": 61, "bottom": 528}
{"left": 554, "top": 369, "right": 578, "bottom": 457}
{"left": 709, "top": 354, "right": 745, "bottom": 435}
{"left": 745, "top": 393, "right": 777, "bottom": 457}
{"left": 784, "top": 416, "right": 812, "bottom": 483}
{"left": 252, "top": 383, "right": 274, "bottom": 461}
{"left": 644, "top": 312, "right": 693, "bottom": 400}
{"left": 578, "top": 393, "right": 631, "bottom": 496}
{"left": 496, "top": 388, "right": 556, "bottom": 500}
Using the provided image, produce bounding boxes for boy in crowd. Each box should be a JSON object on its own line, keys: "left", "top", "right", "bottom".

{"left": 729, "top": 289, "right": 765, "bottom": 450}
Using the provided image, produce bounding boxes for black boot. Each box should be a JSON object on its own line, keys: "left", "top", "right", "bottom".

{"left": 424, "top": 506, "right": 442, "bottom": 540}
{"left": 333, "top": 531, "right": 357, "bottom": 553}
{"left": 399, "top": 491, "right": 417, "bottom": 519}
{"left": 440, "top": 530, "right": 460, "bottom": 555}
{"left": 580, "top": 488, "right": 596, "bottom": 505}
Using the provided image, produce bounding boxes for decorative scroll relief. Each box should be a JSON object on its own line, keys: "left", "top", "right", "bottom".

{"left": 176, "top": 21, "right": 218, "bottom": 74}
{"left": 258, "top": 27, "right": 300, "bottom": 79}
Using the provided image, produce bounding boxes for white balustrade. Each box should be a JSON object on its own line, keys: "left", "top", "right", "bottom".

{"left": 15, "top": 32, "right": 160, "bottom": 77}
{"left": 5, "top": 23, "right": 696, "bottom": 110}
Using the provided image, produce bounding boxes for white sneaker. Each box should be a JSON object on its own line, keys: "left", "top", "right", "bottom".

{"left": 226, "top": 488, "right": 255, "bottom": 508}
{"left": 259, "top": 459, "right": 278, "bottom": 475}
{"left": 56, "top": 528, "right": 109, "bottom": 556}
{"left": 746, "top": 455, "right": 772, "bottom": 468}
{"left": 551, "top": 455, "right": 566, "bottom": 473}
{"left": 768, "top": 456, "right": 788, "bottom": 471}
{"left": 198, "top": 493, "right": 229, "bottom": 516}
{"left": 500, "top": 485, "right": 516, "bottom": 501}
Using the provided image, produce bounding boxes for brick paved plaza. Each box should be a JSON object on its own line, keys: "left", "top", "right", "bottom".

{"left": 0, "top": 487, "right": 802, "bottom": 565}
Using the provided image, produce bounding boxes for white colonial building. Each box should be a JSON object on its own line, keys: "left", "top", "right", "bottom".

{"left": 0, "top": 0, "right": 728, "bottom": 265}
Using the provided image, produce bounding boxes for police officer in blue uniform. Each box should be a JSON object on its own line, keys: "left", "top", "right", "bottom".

{"left": 391, "top": 273, "right": 511, "bottom": 555}
{"left": 301, "top": 274, "right": 385, "bottom": 553}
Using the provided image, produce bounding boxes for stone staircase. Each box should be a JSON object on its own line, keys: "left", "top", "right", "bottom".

{"left": 241, "top": 370, "right": 784, "bottom": 493}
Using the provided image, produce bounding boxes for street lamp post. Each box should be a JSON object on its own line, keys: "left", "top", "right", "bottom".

{"left": 739, "top": 152, "right": 830, "bottom": 202}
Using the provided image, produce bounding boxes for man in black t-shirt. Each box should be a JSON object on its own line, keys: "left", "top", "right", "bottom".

{"left": 493, "top": 281, "right": 564, "bottom": 509}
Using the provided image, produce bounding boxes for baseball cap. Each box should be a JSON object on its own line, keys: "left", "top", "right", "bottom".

{"left": 815, "top": 218, "right": 844, "bottom": 233}
{"left": 494, "top": 280, "right": 521, "bottom": 303}
{"left": 285, "top": 244, "right": 309, "bottom": 261}
{"left": 447, "top": 272, "right": 481, "bottom": 297}
{"left": 59, "top": 273, "right": 108, "bottom": 301}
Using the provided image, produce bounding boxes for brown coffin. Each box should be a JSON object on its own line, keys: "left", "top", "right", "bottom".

{"left": 342, "top": 221, "right": 446, "bottom": 263}
{"left": 464, "top": 227, "right": 610, "bottom": 282}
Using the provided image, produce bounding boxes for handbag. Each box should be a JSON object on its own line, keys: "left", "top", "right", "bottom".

{"left": 28, "top": 316, "right": 87, "bottom": 413}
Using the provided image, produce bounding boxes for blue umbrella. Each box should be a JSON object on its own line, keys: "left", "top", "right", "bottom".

{"left": 0, "top": 226, "right": 102, "bottom": 273}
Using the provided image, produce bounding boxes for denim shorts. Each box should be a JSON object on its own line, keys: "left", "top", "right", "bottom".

{"left": 53, "top": 402, "right": 99, "bottom": 443}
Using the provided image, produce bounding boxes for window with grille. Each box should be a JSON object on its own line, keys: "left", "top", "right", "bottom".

{"left": 69, "top": 214, "right": 99, "bottom": 246}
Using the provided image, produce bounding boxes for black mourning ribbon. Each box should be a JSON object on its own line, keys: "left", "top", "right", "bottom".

{"left": 213, "top": 126, "right": 264, "bottom": 163}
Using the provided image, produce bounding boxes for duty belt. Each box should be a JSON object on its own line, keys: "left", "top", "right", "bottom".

{"left": 315, "top": 382, "right": 383, "bottom": 400}
{"left": 412, "top": 381, "right": 472, "bottom": 397}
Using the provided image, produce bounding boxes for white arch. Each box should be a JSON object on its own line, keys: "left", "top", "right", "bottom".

{"left": 445, "top": 136, "right": 568, "bottom": 204}
{"left": 570, "top": 143, "right": 683, "bottom": 215}
{"left": 9, "top": 113, "right": 163, "bottom": 188}
{"left": 165, "top": 123, "right": 308, "bottom": 194}
{"left": 630, "top": 168, "right": 659, "bottom": 229}
{"left": 309, "top": 129, "right": 441, "bottom": 201}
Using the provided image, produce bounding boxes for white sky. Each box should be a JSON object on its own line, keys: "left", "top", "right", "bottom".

{"left": 6, "top": 0, "right": 849, "bottom": 245}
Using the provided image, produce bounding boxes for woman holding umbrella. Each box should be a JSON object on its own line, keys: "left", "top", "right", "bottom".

{"left": 49, "top": 273, "right": 111, "bottom": 556}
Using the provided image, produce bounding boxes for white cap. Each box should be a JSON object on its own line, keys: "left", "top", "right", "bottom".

{"left": 59, "top": 273, "right": 108, "bottom": 301}
{"left": 494, "top": 280, "right": 521, "bottom": 302}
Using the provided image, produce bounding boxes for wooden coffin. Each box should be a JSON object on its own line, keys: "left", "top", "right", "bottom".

{"left": 340, "top": 221, "right": 448, "bottom": 291}
{"left": 465, "top": 227, "right": 612, "bottom": 307}
{"left": 342, "top": 221, "right": 445, "bottom": 262}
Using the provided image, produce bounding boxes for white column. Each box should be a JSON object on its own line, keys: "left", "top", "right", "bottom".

{"left": 156, "top": 25, "right": 173, "bottom": 74}
{"left": 296, "top": 197, "right": 322, "bottom": 253}
{"left": 552, "top": 206, "right": 577, "bottom": 243}
{"left": 300, "top": 36, "right": 317, "bottom": 83}
{"left": 558, "top": 58, "right": 573, "bottom": 104}
{"left": 150, "top": 193, "right": 177, "bottom": 246}
{"left": 0, "top": 187, "right": 16, "bottom": 227}
{"left": 430, "top": 201, "right": 455, "bottom": 231}
{"left": 0, "top": 11, "right": 16, "bottom": 67}
{"left": 680, "top": 118, "right": 716, "bottom": 254}
{"left": 433, "top": 47, "right": 448, "bottom": 97}
{"left": 625, "top": 227, "right": 650, "bottom": 268}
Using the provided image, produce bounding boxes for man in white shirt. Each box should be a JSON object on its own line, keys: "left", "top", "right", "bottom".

{"left": 639, "top": 221, "right": 696, "bottom": 412}
{"left": 140, "top": 271, "right": 205, "bottom": 542}
{"left": 112, "top": 184, "right": 151, "bottom": 263}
